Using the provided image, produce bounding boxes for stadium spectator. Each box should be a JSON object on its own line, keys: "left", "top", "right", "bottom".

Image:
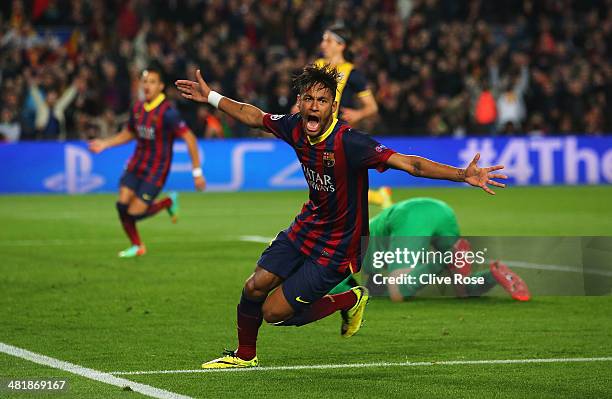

{"left": 494, "top": 60, "right": 530, "bottom": 132}
{"left": 26, "top": 69, "right": 79, "bottom": 140}
{"left": 472, "top": 82, "right": 498, "bottom": 135}
{"left": 0, "top": 107, "right": 21, "bottom": 142}
{"left": 0, "top": 0, "right": 610, "bottom": 139}
{"left": 197, "top": 107, "right": 225, "bottom": 139}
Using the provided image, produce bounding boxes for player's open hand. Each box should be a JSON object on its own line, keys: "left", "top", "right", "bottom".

{"left": 194, "top": 175, "right": 206, "bottom": 191}
{"left": 464, "top": 153, "right": 507, "bottom": 195}
{"left": 88, "top": 139, "right": 106, "bottom": 154}
{"left": 175, "top": 69, "right": 211, "bottom": 103}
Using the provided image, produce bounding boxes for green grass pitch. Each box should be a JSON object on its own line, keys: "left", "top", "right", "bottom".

{"left": 1, "top": 186, "right": 611, "bottom": 398}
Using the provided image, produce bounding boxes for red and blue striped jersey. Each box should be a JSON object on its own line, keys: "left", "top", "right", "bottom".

{"left": 125, "top": 96, "right": 189, "bottom": 187}
{"left": 263, "top": 113, "right": 396, "bottom": 273}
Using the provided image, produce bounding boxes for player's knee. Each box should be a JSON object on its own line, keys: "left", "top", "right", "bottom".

{"left": 262, "top": 304, "right": 289, "bottom": 324}
{"left": 243, "top": 275, "right": 272, "bottom": 299}
{"left": 244, "top": 277, "right": 270, "bottom": 299}
{"left": 243, "top": 277, "right": 260, "bottom": 298}
{"left": 127, "top": 211, "right": 147, "bottom": 221}
{"left": 116, "top": 202, "right": 128, "bottom": 215}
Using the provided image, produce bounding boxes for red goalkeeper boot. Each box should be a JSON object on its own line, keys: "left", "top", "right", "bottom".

{"left": 490, "top": 261, "right": 531, "bottom": 301}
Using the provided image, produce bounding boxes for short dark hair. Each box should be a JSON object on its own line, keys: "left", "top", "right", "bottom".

{"left": 292, "top": 63, "right": 340, "bottom": 98}
{"left": 142, "top": 64, "right": 165, "bottom": 85}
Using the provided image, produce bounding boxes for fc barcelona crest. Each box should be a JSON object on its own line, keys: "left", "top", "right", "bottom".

{"left": 323, "top": 151, "right": 335, "bottom": 167}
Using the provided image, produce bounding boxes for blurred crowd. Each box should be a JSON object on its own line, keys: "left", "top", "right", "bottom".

{"left": 0, "top": 0, "right": 610, "bottom": 142}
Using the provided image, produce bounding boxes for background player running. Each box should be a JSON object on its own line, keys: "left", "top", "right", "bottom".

{"left": 89, "top": 66, "right": 206, "bottom": 258}
{"left": 175, "top": 64, "right": 506, "bottom": 369}
{"left": 331, "top": 198, "right": 531, "bottom": 302}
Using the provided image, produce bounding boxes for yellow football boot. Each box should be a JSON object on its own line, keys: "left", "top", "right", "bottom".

{"left": 201, "top": 350, "right": 258, "bottom": 369}
{"left": 341, "top": 286, "right": 370, "bottom": 338}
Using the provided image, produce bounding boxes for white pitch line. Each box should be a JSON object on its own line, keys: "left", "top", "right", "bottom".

{"left": 0, "top": 342, "right": 192, "bottom": 399}
{"left": 0, "top": 235, "right": 273, "bottom": 247}
{"left": 505, "top": 260, "right": 612, "bottom": 278}
{"left": 239, "top": 235, "right": 274, "bottom": 244}
{"left": 110, "top": 356, "right": 612, "bottom": 375}
{"left": 0, "top": 238, "right": 208, "bottom": 247}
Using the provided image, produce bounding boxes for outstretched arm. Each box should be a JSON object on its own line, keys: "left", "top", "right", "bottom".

{"left": 387, "top": 153, "right": 507, "bottom": 195}
{"left": 88, "top": 128, "right": 134, "bottom": 153}
{"left": 175, "top": 69, "right": 265, "bottom": 129}
{"left": 387, "top": 153, "right": 466, "bottom": 181}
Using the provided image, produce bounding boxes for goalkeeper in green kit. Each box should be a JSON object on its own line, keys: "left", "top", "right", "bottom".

{"left": 331, "top": 196, "right": 530, "bottom": 302}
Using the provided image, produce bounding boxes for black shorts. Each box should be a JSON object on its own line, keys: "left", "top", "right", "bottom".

{"left": 257, "top": 230, "right": 350, "bottom": 312}
{"left": 119, "top": 171, "right": 162, "bottom": 205}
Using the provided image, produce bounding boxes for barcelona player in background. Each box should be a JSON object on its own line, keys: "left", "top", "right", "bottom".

{"left": 176, "top": 64, "right": 506, "bottom": 369}
{"left": 89, "top": 66, "right": 206, "bottom": 258}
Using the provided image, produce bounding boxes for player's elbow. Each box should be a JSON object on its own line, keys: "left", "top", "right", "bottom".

{"left": 368, "top": 102, "right": 379, "bottom": 116}
{"left": 183, "top": 130, "right": 197, "bottom": 143}
{"left": 362, "top": 97, "right": 378, "bottom": 117}
{"left": 248, "top": 112, "right": 266, "bottom": 129}
{"left": 247, "top": 118, "right": 264, "bottom": 129}
{"left": 388, "top": 154, "right": 419, "bottom": 176}
{"left": 401, "top": 157, "right": 422, "bottom": 177}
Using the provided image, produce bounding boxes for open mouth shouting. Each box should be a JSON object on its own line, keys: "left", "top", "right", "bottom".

{"left": 305, "top": 114, "right": 321, "bottom": 135}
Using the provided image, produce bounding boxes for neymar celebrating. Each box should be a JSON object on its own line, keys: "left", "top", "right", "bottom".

{"left": 175, "top": 64, "right": 506, "bottom": 368}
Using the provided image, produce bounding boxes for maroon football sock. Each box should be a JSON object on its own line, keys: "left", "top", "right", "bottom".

{"left": 278, "top": 290, "right": 358, "bottom": 327}
{"left": 235, "top": 291, "right": 264, "bottom": 361}
{"left": 116, "top": 202, "right": 141, "bottom": 246}
{"left": 121, "top": 216, "right": 141, "bottom": 246}
{"left": 145, "top": 197, "right": 172, "bottom": 217}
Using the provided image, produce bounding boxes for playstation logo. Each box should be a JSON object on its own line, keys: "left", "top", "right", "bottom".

{"left": 44, "top": 145, "right": 105, "bottom": 193}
